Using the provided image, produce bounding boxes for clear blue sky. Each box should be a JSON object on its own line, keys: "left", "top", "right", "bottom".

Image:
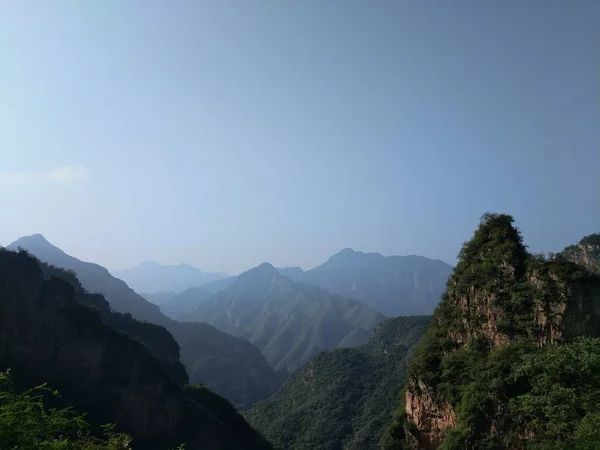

{"left": 1, "top": 1, "right": 598, "bottom": 274}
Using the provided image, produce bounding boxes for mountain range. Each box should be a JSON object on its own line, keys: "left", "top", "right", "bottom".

{"left": 170, "top": 250, "right": 452, "bottom": 318}
{"left": 0, "top": 247, "right": 272, "bottom": 449}
{"left": 113, "top": 261, "right": 227, "bottom": 294}
{"left": 182, "top": 263, "right": 386, "bottom": 371}
{"left": 8, "top": 234, "right": 284, "bottom": 409}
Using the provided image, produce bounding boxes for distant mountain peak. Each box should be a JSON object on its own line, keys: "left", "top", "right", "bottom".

{"left": 243, "top": 262, "right": 277, "bottom": 277}
{"left": 13, "top": 233, "right": 52, "bottom": 246}
{"left": 139, "top": 260, "right": 160, "bottom": 267}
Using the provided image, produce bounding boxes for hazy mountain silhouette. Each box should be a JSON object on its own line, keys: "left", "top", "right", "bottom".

{"left": 8, "top": 234, "right": 285, "bottom": 409}
{"left": 183, "top": 262, "right": 385, "bottom": 371}
{"left": 198, "top": 250, "right": 452, "bottom": 317}
{"left": 155, "top": 287, "right": 212, "bottom": 318}
{"left": 301, "top": 248, "right": 452, "bottom": 316}
{"left": 113, "top": 261, "right": 227, "bottom": 294}
{"left": 0, "top": 247, "right": 272, "bottom": 449}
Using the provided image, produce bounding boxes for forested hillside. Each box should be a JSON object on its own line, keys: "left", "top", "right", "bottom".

{"left": 246, "top": 316, "right": 430, "bottom": 450}
{"left": 384, "top": 214, "right": 600, "bottom": 449}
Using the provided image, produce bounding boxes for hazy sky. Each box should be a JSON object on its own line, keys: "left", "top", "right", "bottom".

{"left": 1, "top": 1, "right": 598, "bottom": 274}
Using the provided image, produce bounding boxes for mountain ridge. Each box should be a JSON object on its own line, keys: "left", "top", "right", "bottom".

{"left": 113, "top": 260, "right": 227, "bottom": 294}
{"left": 8, "top": 234, "right": 285, "bottom": 409}
{"left": 0, "top": 247, "right": 272, "bottom": 449}
{"left": 184, "top": 262, "right": 386, "bottom": 371}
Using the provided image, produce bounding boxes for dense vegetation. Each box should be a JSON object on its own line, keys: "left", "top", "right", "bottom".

{"left": 9, "top": 234, "right": 284, "bottom": 409}
{"left": 0, "top": 248, "right": 272, "bottom": 449}
{"left": 246, "top": 316, "right": 430, "bottom": 449}
{"left": 184, "top": 262, "right": 385, "bottom": 371}
{"left": 0, "top": 370, "right": 132, "bottom": 449}
{"left": 383, "top": 214, "right": 600, "bottom": 449}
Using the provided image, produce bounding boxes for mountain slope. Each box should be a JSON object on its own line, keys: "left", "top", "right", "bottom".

{"left": 246, "top": 316, "right": 430, "bottom": 450}
{"left": 199, "top": 256, "right": 451, "bottom": 319}
{"left": 384, "top": 214, "right": 600, "bottom": 449}
{"left": 199, "top": 266, "right": 302, "bottom": 295}
{"left": 184, "top": 263, "right": 385, "bottom": 371}
{"left": 8, "top": 235, "right": 284, "bottom": 409}
{"left": 0, "top": 247, "right": 272, "bottom": 449}
{"left": 302, "top": 249, "right": 452, "bottom": 317}
{"left": 113, "top": 261, "right": 227, "bottom": 294}
{"left": 161, "top": 287, "right": 213, "bottom": 318}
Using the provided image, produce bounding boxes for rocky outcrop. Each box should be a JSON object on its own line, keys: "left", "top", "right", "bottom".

{"left": 562, "top": 234, "right": 600, "bottom": 274}
{"left": 396, "top": 215, "right": 600, "bottom": 449}
{"left": 405, "top": 380, "right": 456, "bottom": 449}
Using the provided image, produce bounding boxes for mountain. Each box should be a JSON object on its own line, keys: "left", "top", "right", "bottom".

{"left": 384, "top": 214, "right": 600, "bottom": 449}
{"left": 246, "top": 316, "right": 430, "bottom": 450}
{"left": 183, "top": 262, "right": 386, "bottom": 371}
{"left": 0, "top": 247, "right": 272, "bottom": 449}
{"left": 199, "top": 266, "right": 302, "bottom": 295}
{"left": 194, "top": 252, "right": 452, "bottom": 318}
{"left": 141, "top": 290, "right": 177, "bottom": 306}
{"left": 8, "top": 234, "right": 284, "bottom": 409}
{"left": 301, "top": 248, "right": 452, "bottom": 317}
{"left": 113, "top": 261, "right": 227, "bottom": 294}
{"left": 160, "top": 287, "right": 213, "bottom": 318}
{"left": 275, "top": 266, "right": 304, "bottom": 281}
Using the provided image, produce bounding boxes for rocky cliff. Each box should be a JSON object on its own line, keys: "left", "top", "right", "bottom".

{"left": 0, "top": 248, "right": 272, "bottom": 449}
{"left": 384, "top": 214, "right": 600, "bottom": 449}
{"left": 562, "top": 233, "right": 600, "bottom": 274}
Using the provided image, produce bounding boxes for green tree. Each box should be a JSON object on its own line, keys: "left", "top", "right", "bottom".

{"left": 0, "top": 369, "right": 132, "bottom": 450}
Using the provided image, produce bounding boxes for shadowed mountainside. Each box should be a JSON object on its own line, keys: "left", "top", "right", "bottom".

{"left": 8, "top": 235, "right": 284, "bottom": 409}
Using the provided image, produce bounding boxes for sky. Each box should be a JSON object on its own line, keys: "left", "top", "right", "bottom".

{"left": 0, "top": 1, "right": 598, "bottom": 274}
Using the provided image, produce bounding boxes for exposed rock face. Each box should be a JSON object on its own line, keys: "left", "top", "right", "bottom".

{"left": 562, "top": 234, "right": 600, "bottom": 274}
{"left": 405, "top": 380, "right": 456, "bottom": 449}
{"left": 398, "top": 216, "right": 600, "bottom": 449}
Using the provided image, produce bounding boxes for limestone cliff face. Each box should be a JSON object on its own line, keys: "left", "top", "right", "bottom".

{"left": 404, "top": 380, "right": 456, "bottom": 449}
{"left": 399, "top": 216, "right": 600, "bottom": 449}
{"left": 0, "top": 249, "right": 272, "bottom": 449}
{"left": 562, "top": 234, "right": 600, "bottom": 274}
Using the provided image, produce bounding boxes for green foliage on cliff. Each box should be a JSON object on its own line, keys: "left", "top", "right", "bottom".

{"left": 0, "top": 370, "right": 131, "bottom": 449}
{"left": 246, "top": 316, "right": 430, "bottom": 450}
{"left": 384, "top": 214, "right": 600, "bottom": 450}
